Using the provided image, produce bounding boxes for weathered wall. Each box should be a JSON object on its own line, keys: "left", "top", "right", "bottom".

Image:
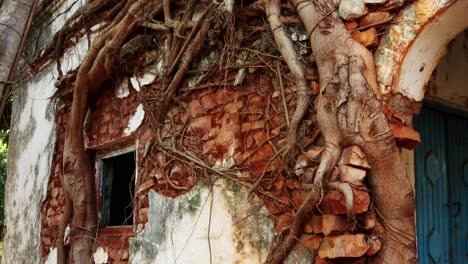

{"left": 6, "top": 0, "right": 465, "bottom": 263}
{"left": 3, "top": 0, "right": 90, "bottom": 262}
{"left": 426, "top": 30, "right": 468, "bottom": 111}
{"left": 130, "top": 179, "right": 274, "bottom": 264}
{"left": 2, "top": 67, "right": 56, "bottom": 264}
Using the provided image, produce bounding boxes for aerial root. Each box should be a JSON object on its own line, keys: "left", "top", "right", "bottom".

{"left": 265, "top": 0, "right": 311, "bottom": 170}
{"left": 266, "top": 182, "right": 323, "bottom": 264}
{"left": 327, "top": 181, "right": 354, "bottom": 218}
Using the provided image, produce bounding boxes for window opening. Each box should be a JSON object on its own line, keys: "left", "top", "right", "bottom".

{"left": 100, "top": 151, "right": 136, "bottom": 227}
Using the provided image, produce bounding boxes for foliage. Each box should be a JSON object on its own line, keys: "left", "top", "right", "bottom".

{"left": 0, "top": 140, "right": 6, "bottom": 231}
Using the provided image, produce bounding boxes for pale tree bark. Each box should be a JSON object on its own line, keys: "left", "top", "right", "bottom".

{"left": 290, "top": 0, "right": 417, "bottom": 263}
{"left": 0, "top": 0, "right": 34, "bottom": 99}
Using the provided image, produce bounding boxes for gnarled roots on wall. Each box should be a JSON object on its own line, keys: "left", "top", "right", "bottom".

{"left": 266, "top": 0, "right": 416, "bottom": 263}
{"left": 44, "top": 0, "right": 417, "bottom": 263}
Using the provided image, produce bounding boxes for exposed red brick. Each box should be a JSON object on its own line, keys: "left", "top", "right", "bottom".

{"left": 138, "top": 177, "right": 157, "bottom": 194}
{"left": 303, "top": 215, "right": 322, "bottom": 234}
{"left": 339, "top": 146, "right": 370, "bottom": 169}
{"left": 390, "top": 122, "right": 421, "bottom": 149}
{"left": 201, "top": 94, "right": 218, "bottom": 112}
{"left": 299, "top": 234, "right": 323, "bottom": 251}
{"left": 322, "top": 214, "right": 353, "bottom": 236}
{"left": 338, "top": 164, "right": 367, "bottom": 185}
{"left": 51, "top": 187, "right": 59, "bottom": 198}
{"left": 263, "top": 198, "right": 287, "bottom": 215}
{"left": 320, "top": 188, "right": 370, "bottom": 214}
{"left": 291, "top": 190, "right": 309, "bottom": 208}
{"left": 315, "top": 255, "right": 330, "bottom": 264}
{"left": 318, "top": 234, "right": 368, "bottom": 259}
{"left": 49, "top": 198, "right": 59, "bottom": 208}
{"left": 138, "top": 207, "right": 149, "bottom": 223}
{"left": 275, "top": 212, "right": 293, "bottom": 231}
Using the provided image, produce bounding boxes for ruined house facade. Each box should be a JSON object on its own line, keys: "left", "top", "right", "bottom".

{"left": 2, "top": 0, "right": 467, "bottom": 263}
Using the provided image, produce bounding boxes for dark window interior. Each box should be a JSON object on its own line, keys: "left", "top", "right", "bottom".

{"left": 100, "top": 151, "right": 135, "bottom": 226}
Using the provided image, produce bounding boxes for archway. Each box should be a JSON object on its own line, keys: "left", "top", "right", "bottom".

{"left": 373, "top": 1, "right": 468, "bottom": 263}
{"left": 413, "top": 29, "right": 468, "bottom": 263}
{"left": 375, "top": 0, "right": 468, "bottom": 123}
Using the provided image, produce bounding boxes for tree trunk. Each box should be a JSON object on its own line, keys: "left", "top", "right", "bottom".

{"left": 0, "top": 0, "right": 34, "bottom": 101}
{"left": 290, "top": 0, "right": 417, "bottom": 263}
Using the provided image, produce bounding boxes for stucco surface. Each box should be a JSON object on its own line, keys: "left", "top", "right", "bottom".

{"left": 129, "top": 178, "right": 276, "bottom": 264}
{"left": 2, "top": 68, "right": 56, "bottom": 264}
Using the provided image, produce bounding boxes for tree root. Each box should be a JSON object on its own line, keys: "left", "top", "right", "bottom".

{"left": 266, "top": 183, "right": 322, "bottom": 264}
{"left": 60, "top": 0, "right": 163, "bottom": 262}
{"left": 327, "top": 181, "right": 354, "bottom": 218}
{"left": 290, "top": 0, "right": 416, "bottom": 263}
{"left": 265, "top": 0, "right": 311, "bottom": 168}
{"left": 39, "top": 1, "right": 417, "bottom": 264}
{"left": 157, "top": 6, "right": 213, "bottom": 132}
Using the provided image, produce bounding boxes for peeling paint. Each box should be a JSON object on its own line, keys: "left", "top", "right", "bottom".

{"left": 130, "top": 72, "right": 157, "bottom": 92}
{"left": 93, "top": 247, "right": 110, "bottom": 264}
{"left": 124, "top": 104, "right": 145, "bottom": 135}
{"left": 44, "top": 248, "right": 57, "bottom": 264}
{"left": 115, "top": 79, "right": 130, "bottom": 98}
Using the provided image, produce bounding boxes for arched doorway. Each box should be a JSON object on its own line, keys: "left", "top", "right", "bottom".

{"left": 373, "top": 0, "right": 468, "bottom": 262}
{"left": 413, "top": 30, "right": 468, "bottom": 264}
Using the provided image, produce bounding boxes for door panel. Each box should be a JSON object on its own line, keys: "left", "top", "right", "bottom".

{"left": 414, "top": 108, "right": 451, "bottom": 264}
{"left": 447, "top": 116, "right": 468, "bottom": 264}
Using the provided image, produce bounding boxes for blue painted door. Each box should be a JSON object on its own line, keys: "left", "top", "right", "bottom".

{"left": 414, "top": 107, "right": 468, "bottom": 264}
{"left": 447, "top": 116, "right": 468, "bottom": 264}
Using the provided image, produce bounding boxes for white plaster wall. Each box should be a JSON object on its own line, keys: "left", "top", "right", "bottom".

{"left": 2, "top": 0, "right": 91, "bottom": 262}
{"left": 426, "top": 30, "right": 468, "bottom": 111}
{"left": 2, "top": 68, "right": 57, "bottom": 264}
{"left": 130, "top": 178, "right": 276, "bottom": 264}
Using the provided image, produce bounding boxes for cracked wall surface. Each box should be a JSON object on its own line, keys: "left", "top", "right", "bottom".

{"left": 2, "top": 68, "right": 57, "bottom": 264}
{"left": 4, "top": 0, "right": 466, "bottom": 263}
{"left": 130, "top": 179, "right": 275, "bottom": 264}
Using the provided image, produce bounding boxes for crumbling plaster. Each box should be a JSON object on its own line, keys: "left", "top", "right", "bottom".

{"left": 2, "top": 68, "right": 57, "bottom": 264}
{"left": 129, "top": 178, "right": 275, "bottom": 264}
{"left": 2, "top": 0, "right": 93, "bottom": 262}
{"left": 5, "top": 0, "right": 465, "bottom": 263}
{"left": 129, "top": 178, "right": 311, "bottom": 264}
